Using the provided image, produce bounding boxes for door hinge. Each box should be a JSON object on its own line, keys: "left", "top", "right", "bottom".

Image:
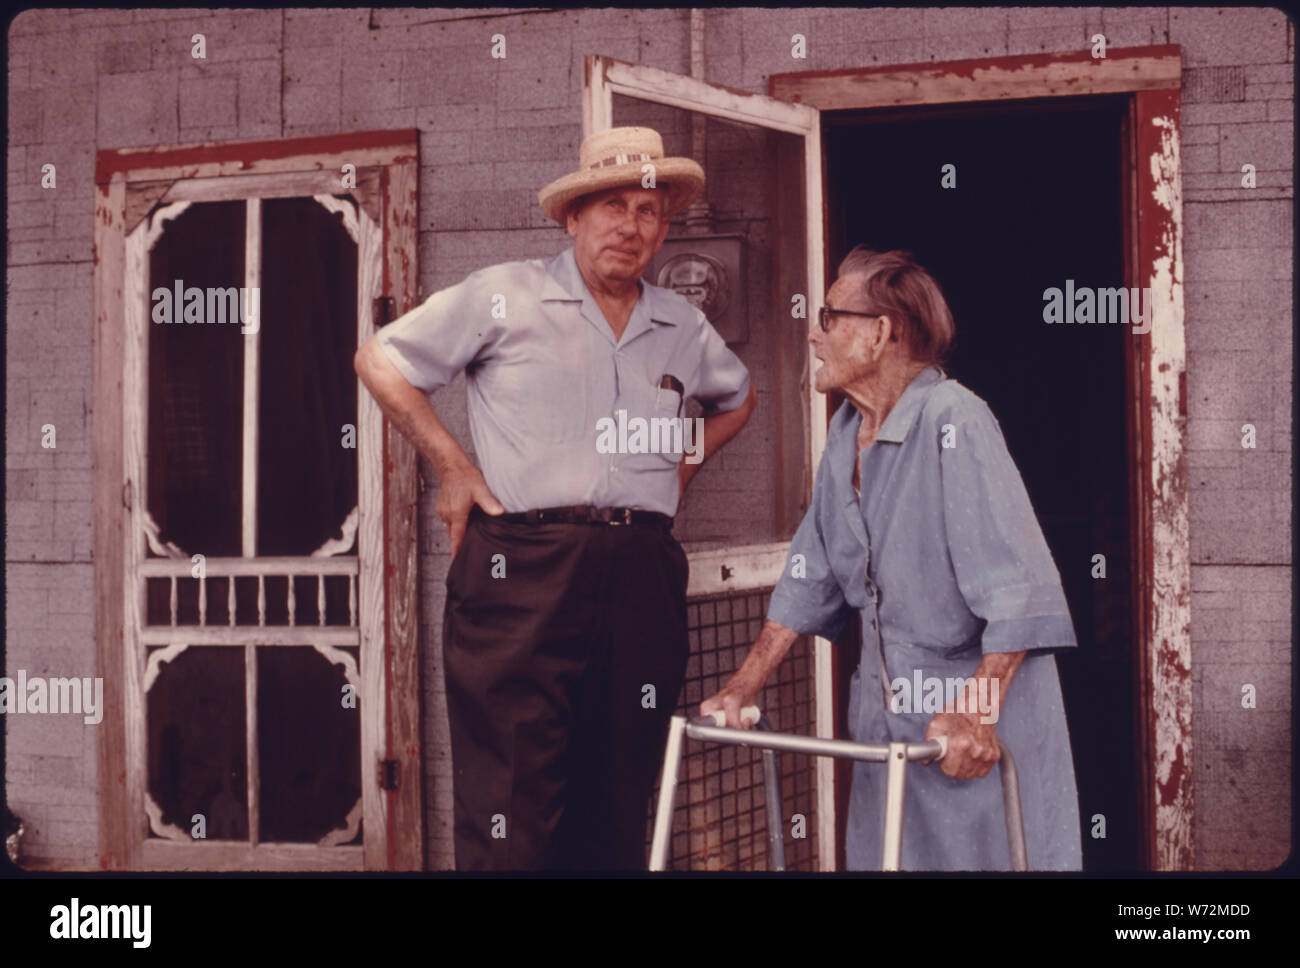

{"left": 122, "top": 479, "right": 133, "bottom": 510}
{"left": 373, "top": 296, "right": 395, "bottom": 327}
{"left": 377, "top": 758, "right": 400, "bottom": 791}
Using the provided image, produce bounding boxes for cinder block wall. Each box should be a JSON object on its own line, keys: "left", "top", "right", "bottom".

{"left": 6, "top": 7, "right": 1291, "bottom": 871}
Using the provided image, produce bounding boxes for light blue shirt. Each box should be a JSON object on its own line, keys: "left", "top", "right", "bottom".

{"left": 376, "top": 248, "right": 750, "bottom": 515}
{"left": 768, "top": 365, "right": 1082, "bottom": 870}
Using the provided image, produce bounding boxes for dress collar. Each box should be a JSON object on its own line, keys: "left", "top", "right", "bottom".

{"left": 827, "top": 364, "right": 947, "bottom": 454}
{"left": 875, "top": 364, "right": 946, "bottom": 444}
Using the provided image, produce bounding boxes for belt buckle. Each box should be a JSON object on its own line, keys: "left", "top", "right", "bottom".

{"left": 609, "top": 507, "right": 632, "bottom": 526}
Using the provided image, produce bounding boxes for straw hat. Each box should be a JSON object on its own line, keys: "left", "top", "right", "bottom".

{"left": 538, "top": 126, "right": 705, "bottom": 224}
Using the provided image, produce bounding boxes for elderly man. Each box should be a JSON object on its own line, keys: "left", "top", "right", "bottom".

{"left": 354, "top": 127, "right": 756, "bottom": 871}
{"left": 702, "top": 248, "right": 1080, "bottom": 870}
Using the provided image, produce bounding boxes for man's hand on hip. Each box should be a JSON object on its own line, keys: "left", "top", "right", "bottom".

{"left": 436, "top": 460, "right": 505, "bottom": 560}
{"left": 924, "top": 711, "right": 1000, "bottom": 780}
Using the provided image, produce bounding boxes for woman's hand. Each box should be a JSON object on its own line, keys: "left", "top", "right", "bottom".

{"left": 924, "top": 710, "right": 1001, "bottom": 780}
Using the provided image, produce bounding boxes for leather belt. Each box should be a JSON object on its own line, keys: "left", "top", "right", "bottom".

{"left": 493, "top": 504, "right": 673, "bottom": 529}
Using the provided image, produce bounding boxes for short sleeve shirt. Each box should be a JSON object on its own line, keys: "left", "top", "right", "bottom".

{"left": 375, "top": 247, "right": 750, "bottom": 515}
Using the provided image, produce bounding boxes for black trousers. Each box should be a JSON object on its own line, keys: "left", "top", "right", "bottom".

{"left": 443, "top": 509, "right": 690, "bottom": 871}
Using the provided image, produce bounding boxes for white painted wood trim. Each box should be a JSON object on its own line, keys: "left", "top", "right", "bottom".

{"left": 813, "top": 635, "right": 836, "bottom": 871}
{"left": 144, "top": 792, "right": 191, "bottom": 842}
{"left": 124, "top": 199, "right": 159, "bottom": 866}
{"left": 355, "top": 205, "right": 388, "bottom": 863}
{"left": 684, "top": 542, "right": 789, "bottom": 597}
{"left": 313, "top": 193, "right": 359, "bottom": 244}
{"left": 803, "top": 116, "right": 834, "bottom": 871}
{"left": 309, "top": 643, "right": 362, "bottom": 690}
{"left": 771, "top": 49, "right": 1183, "bottom": 109}
{"left": 583, "top": 53, "right": 613, "bottom": 139}
{"left": 139, "top": 628, "right": 361, "bottom": 647}
{"left": 1145, "top": 110, "right": 1192, "bottom": 870}
{"left": 318, "top": 800, "right": 364, "bottom": 848}
{"left": 311, "top": 506, "right": 360, "bottom": 557}
{"left": 164, "top": 170, "right": 358, "bottom": 205}
{"left": 108, "top": 143, "right": 411, "bottom": 186}
{"left": 138, "top": 840, "right": 363, "bottom": 872}
{"left": 143, "top": 642, "right": 191, "bottom": 693}
{"left": 139, "top": 555, "right": 360, "bottom": 577}
{"left": 599, "top": 56, "right": 818, "bottom": 135}
{"left": 142, "top": 510, "right": 186, "bottom": 558}
{"left": 245, "top": 638, "right": 259, "bottom": 847}
{"left": 242, "top": 197, "right": 262, "bottom": 559}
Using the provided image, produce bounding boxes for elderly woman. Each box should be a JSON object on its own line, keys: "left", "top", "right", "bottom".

{"left": 702, "top": 248, "right": 1081, "bottom": 870}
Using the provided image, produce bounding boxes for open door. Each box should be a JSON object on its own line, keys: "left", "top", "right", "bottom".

{"left": 582, "top": 55, "right": 836, "bottom": 870}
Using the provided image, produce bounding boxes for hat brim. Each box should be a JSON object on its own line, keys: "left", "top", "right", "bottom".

{"left": 538, "top": 158, "right": 705, "bottom": 224}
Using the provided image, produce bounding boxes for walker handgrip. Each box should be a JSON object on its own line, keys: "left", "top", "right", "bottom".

{"left": 694, "top": 705, "right": 761, "bottom": 728}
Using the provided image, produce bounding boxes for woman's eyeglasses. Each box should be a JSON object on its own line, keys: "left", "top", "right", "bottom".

{"left": 817, "top": 305, "right": 882, "bottom": 332}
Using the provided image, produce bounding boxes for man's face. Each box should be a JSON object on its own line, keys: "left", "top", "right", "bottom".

{"left": 810, "top": 276, "right": 883, "bottom": 394}
{"left": 567, "top": 186, "right": 671, "bottom": 290}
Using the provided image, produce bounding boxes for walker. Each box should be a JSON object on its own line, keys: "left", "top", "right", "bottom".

{"left": 649, "top": 706, "right": 1028, "bottom": 871}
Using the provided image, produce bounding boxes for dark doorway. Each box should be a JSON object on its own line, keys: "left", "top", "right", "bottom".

{"left": 824, "top": 95, "right": 1141, "bottom": 871}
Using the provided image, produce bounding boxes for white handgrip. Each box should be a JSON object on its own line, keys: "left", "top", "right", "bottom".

{"left": 705, "top": 705, "right": 761, "bottom": 727}
{"left": 933, "top": 735, "right": 948, "bottom": 760}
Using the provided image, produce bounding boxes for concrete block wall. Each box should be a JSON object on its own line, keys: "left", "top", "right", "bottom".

{"left": 5, "top": 6, "right": 1291, "bottom": 871}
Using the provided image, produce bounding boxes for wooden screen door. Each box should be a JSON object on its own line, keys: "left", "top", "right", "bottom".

{"left": 94, "top": 132, "right": 423, "bottom": 871}
{"left": 581, "top": 55, "right": 837, "bottom": 870}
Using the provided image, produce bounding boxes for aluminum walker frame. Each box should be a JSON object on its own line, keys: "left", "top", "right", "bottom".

{"left": 649, "top": 706, "right": 1028, "bottom": 871}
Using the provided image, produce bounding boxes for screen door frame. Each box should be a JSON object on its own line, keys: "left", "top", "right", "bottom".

{"left": 93, "top": 129, "right": 424, "bottom": 871}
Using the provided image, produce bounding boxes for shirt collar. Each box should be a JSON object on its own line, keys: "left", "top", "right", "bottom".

{"left": 542, "top": 248, "right": 681, "bottom": 335}
{"left": 541, "top": 248, "right": 585, "bottom": 303}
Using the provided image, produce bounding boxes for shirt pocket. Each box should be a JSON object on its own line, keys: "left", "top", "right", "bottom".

{"left": 624, "top": 379, "right": 687, "bottom": 468}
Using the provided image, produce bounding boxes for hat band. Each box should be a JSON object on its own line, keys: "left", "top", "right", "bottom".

{"left": 589, "top": 152, "right": 655, "bottom": 170}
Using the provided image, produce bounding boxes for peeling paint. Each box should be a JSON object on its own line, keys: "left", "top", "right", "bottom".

{"left": 95, "top": 129, "right": 418, "bottom": 184}
{"left": 1141, "top": 96, "right": 1193, "bottom": 870}
{"left": 772, "top": 46, "right": 1182, "bottom": 108}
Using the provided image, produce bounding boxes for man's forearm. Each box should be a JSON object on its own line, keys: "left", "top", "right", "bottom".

{"left": 354, "top": 336, "right": 473, "bottom": 478}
